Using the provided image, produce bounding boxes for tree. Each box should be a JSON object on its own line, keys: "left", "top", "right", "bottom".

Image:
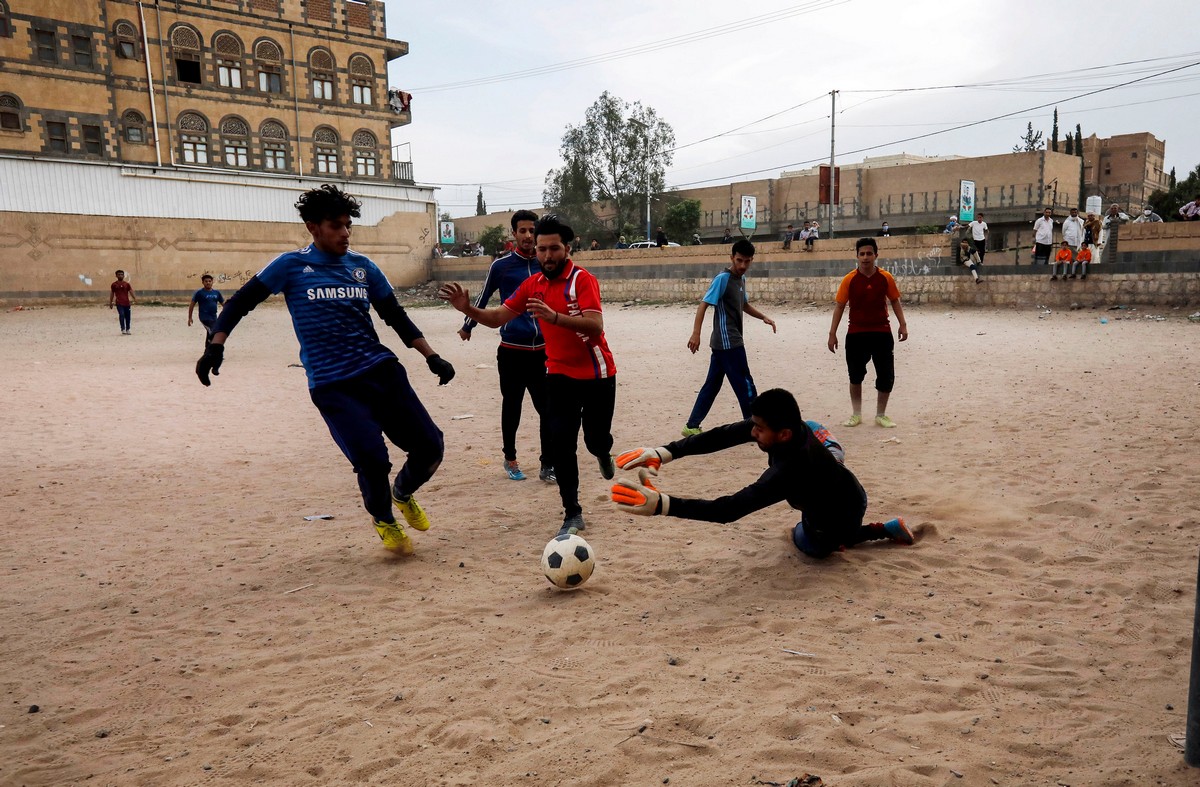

{"left": 475, "top": 187, "right": 487, "bottom": 216}
{"left": 477, "top": 224, "right": 506, "bottom": 256}
{"left": 1051, "top": 108, "right": 1059, "bottom": 152}
{"left": 1169, "top": 167, "right": 1177, "bottom": 189}
{"left": 543, "top": 91, "right": 675, "bottom": 242}
{"left": 1064, "top": 132, "right": 1074, "bottom": 156}
{"left": 1075, "top": 123, "right": 1084, "bottom": 158}
{"left": 661, "top": 197, "right": 702, "bottom": 245}
{"left": 1147, "top": 162, "right": 1200, "bottom": 220}
{"left": 1013, "top": 122, "right": 1044, "bottom": 153}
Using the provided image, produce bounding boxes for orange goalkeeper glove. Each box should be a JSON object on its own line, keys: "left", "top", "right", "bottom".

{"left": 611, "top": 468, "right": 670, "bottom": 516}
{"left": 615, "top": 446, "right": 673, "bottom": 476}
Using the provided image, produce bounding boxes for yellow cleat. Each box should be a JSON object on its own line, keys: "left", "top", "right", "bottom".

{"left": 373, "top": 519, "right": 414, "bottom": 555}
{"left": 391, "top": 492, "right": 432, "bottom": 532}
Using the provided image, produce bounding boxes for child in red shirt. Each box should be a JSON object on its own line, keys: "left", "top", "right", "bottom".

{"left": 1051, "top": 242, "right": 1073, "bottom": 281}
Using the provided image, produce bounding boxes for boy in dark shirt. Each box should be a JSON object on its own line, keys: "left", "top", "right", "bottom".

{"left": 611, "top": 388, "right": 912, "bottom": 557}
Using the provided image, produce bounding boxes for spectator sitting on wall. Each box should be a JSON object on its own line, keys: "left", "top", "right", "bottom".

{"left": 721, "top": 228, "right": 733, "bottom": 244}
{"left": 1179, "top": 196, "right": 1200, "bottom": 221}
{"left": 783, "top": 224, "right": 794, "bottom": 250}
{"left": 879, "top": 222, "right": 890, "bottom": 237}
{"left": 942, "top": 215, "right": 960, "bottom": 234}
{"left": 614, "top": 236, "right": 629, "bottom": 249}
{"left": 656, "top": 227, "right": 668, "bottom": 247}
{"left": 1133, "top": 206, "right": 1163, "bottom": 223}
{"left": 589, "top": 239, "right": 600, "bottom": 251}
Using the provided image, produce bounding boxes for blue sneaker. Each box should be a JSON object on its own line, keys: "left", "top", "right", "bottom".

{"left": 504, "top": 459, "right": 526, "bottom": 481}
{"left": 882, "top": 517, "right": 914, "bottom": 545}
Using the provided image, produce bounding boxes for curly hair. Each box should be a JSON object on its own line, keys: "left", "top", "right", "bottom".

{"left": 295, "top": 184, "right": 362, "bottom": 224}
{"left": 533, "top": 214, "right": 575, "bottom": 245}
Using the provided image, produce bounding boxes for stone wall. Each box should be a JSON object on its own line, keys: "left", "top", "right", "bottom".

{"left": 0, "top": 208, "right": 435, "bottom": 303}
{"left": 434, "top": 231, "right": 1200, "bottom": 309}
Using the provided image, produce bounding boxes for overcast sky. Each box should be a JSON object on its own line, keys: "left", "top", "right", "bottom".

{"left": 381, "top": 0, "right": 1200, "bottom": 217}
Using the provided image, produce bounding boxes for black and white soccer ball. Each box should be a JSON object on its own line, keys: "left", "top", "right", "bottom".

{"left": 540, "top": 533, "right": 596, "bottom": 589}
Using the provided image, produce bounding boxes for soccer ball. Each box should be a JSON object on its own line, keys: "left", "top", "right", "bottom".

{"left": 540, "top": 533, "right": 596, "bottom": 589}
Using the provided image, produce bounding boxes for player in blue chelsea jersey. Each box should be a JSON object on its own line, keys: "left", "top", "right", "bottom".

{"left": 195, "top": 185, "right": 455, "bottom": 555}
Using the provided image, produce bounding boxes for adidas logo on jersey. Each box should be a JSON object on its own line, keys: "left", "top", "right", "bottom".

{"left": 302, "top": 265, "right": 315, "bottom": 273}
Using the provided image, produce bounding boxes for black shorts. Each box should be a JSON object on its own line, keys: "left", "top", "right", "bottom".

{"left": 844, "top": 331, "right": 895, "bottom": 392}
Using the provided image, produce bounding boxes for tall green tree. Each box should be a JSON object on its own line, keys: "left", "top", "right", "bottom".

{"left": 543, "top": 91, "right": 675, "bottom": 242}
{"left": 1148, "top": 162, "right": 1200, "bottom": 219}
{"left": 661, "top": 197, "right": 702, "bottom": 245}
{"left": 1013, "top": 122, "right": 1044, "bottom": 153}
{"left": 477, "top": 224, "right": 506, "bottom": 255}
{"left": 1075, "top": 123, "right": 1084, "bottom": 158}
{"left": 475, "top": 187, "right": 487, "bottom": 216}
{"left": 1064, "top": 132, "right": 1074, "bottom": 156}
{"left": 1051, "top": 108, "right": 1059, "bottom": 152}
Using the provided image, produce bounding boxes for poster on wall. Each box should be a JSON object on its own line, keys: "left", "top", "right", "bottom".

{"left": 739, "top": 195, "right": 757, "bottom": 232}
{"left": 439, "top": 221, "right": 455, "bottom": 245}
{"left": 958, "top": 180, "right": 976, "bottom": 222}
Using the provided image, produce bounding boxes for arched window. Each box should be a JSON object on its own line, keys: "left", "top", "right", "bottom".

{"left": 0, "top": 1, "right": 11, "bottom": 38}
{"left": 353, "top": 129, "right": 377, "bottom": 177}
{"left": 220, "top": 116, "right": 249, "bottom": 167}
{"left": 260, "top": 120, "right": 289, "bottom": 171}
{"left": 348, "top": 54, "right": 374, "bottom": 106}
{"left": 310, "top": 49, "right": 335, "bottom": 101}
{"left": 122, "top": 109, "right": 146, "bottom": 143}
{"left": 313, "top": 126, "right": 339, "bottom": 175}
{"left": 178, "top": 111, "right": 209, "bottom": 164}
{"left": 255, "top": 39, "right": 283, "bottom": 94}
{"left": 0, "top": 94, "right": 22, "bottom": 131}
{"left": 213, "top": 33, "right": 243, "bottom": 89}
{"left": 171, "top": 25, "right": 202, "bottom": 84}
{"left": 113, "top": 20, "right": 138, "bottom": 59}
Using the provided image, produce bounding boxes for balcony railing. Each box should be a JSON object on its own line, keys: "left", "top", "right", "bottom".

{"left": 392, "top": 160, "right": 413, "bottom": 184}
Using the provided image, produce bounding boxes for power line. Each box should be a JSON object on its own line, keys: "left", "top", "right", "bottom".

{"left": 408, "top": 1, "right": 847, "bottom": 93}
{"left": 666, "top": 58, "right": 1200, "bottom": 189}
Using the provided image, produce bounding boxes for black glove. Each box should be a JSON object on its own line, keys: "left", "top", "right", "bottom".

{"left": 426, "top": 354, "right": 455, "bottom": 385}
{"left": 196, "top": 344, "right": 224, "bottom": 386}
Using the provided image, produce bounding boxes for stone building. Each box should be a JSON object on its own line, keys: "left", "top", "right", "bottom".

{"left": 1079, "top": 132, "right": 1168, "bottom": 211}
{"left": 0, "top": 0, "right": 437, "bottom": 301}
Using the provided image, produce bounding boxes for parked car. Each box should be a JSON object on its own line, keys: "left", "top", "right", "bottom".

{"left": 625, "top": 240, "right": 681, "bottom": 249}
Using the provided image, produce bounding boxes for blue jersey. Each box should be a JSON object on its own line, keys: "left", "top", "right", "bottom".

{"left": 191, "top": 287, "right": 224, "bottom": 323}
{"left": 461, "top": 250, "right": 544, "bottom": 349}
{"left": 256, "top": 244, "right": 397, "bottom": 388}
{"left": 702, "top": 269, "right": 748, "bottom": 351}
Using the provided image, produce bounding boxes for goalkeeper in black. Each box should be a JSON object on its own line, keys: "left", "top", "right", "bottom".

{"left": 611, "top": 388, "right": 913, "bottom": 557}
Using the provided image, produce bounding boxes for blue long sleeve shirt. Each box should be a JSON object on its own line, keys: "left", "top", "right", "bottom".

{"left": 461, "top": 250, "right": 544, "bottom": 349}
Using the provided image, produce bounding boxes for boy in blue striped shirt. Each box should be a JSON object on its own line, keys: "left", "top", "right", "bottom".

{"left": 682, "top": 239, "right": 776, "bottom": 437}
{"left": 195, "top": 185, "right": 455, "bottom": 555}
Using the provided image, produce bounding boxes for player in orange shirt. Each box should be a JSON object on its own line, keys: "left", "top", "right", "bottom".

{"left": 828, "top": 238, "right": 908, "bottom": 429}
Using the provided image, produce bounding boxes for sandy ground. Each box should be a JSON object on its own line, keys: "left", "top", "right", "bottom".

{"left": 2, "top": 299, "right": 1200, "bottom": 787}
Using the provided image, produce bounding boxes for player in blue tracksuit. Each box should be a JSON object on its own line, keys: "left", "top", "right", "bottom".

{"left": 458, "top": 210, "right": 553, "bottom": 483}
{"left": 682, "top": 239, "right": 776, "bottom": 437}
{"left": 194, "top": 185, "right": 455, "bottom": 555}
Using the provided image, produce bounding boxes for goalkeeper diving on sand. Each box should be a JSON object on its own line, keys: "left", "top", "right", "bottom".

{"left": 610, "top": 388, "right": 914, "bottom": 558}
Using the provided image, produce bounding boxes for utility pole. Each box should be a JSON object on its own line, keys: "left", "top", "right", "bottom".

{"left": 829, "top": 89, "right": 837, "bottom": 239}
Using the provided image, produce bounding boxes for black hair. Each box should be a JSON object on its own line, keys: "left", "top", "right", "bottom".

{"left": 510, "top": 209, "right": 539, "bottom": 232}
{"left": 751, "top": 388, "right": 803, "bottom": 433}
{"left": 855, "top": 237, "right": 878, "bottom": 253}
{"left": 201, "top": 273, "right": 214, "bottom": 279}
{"left": 534, "top": 214, "right": 575, "bottom": 245}
{"left": 115, "top": 269, "right": 125, "bottom": 275}
{"left": 295, "top": 184, "right": 362, "bottom": 224}
{"left": 731, "top": 238, "right": 755, "bottom": 257}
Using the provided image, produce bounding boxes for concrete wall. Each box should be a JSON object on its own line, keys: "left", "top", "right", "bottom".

{"left": 0, "top": 208, "right": 436, "bottom": 302}
{"left": 434, "top": 228, "right": 1200, "bottom": 309}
